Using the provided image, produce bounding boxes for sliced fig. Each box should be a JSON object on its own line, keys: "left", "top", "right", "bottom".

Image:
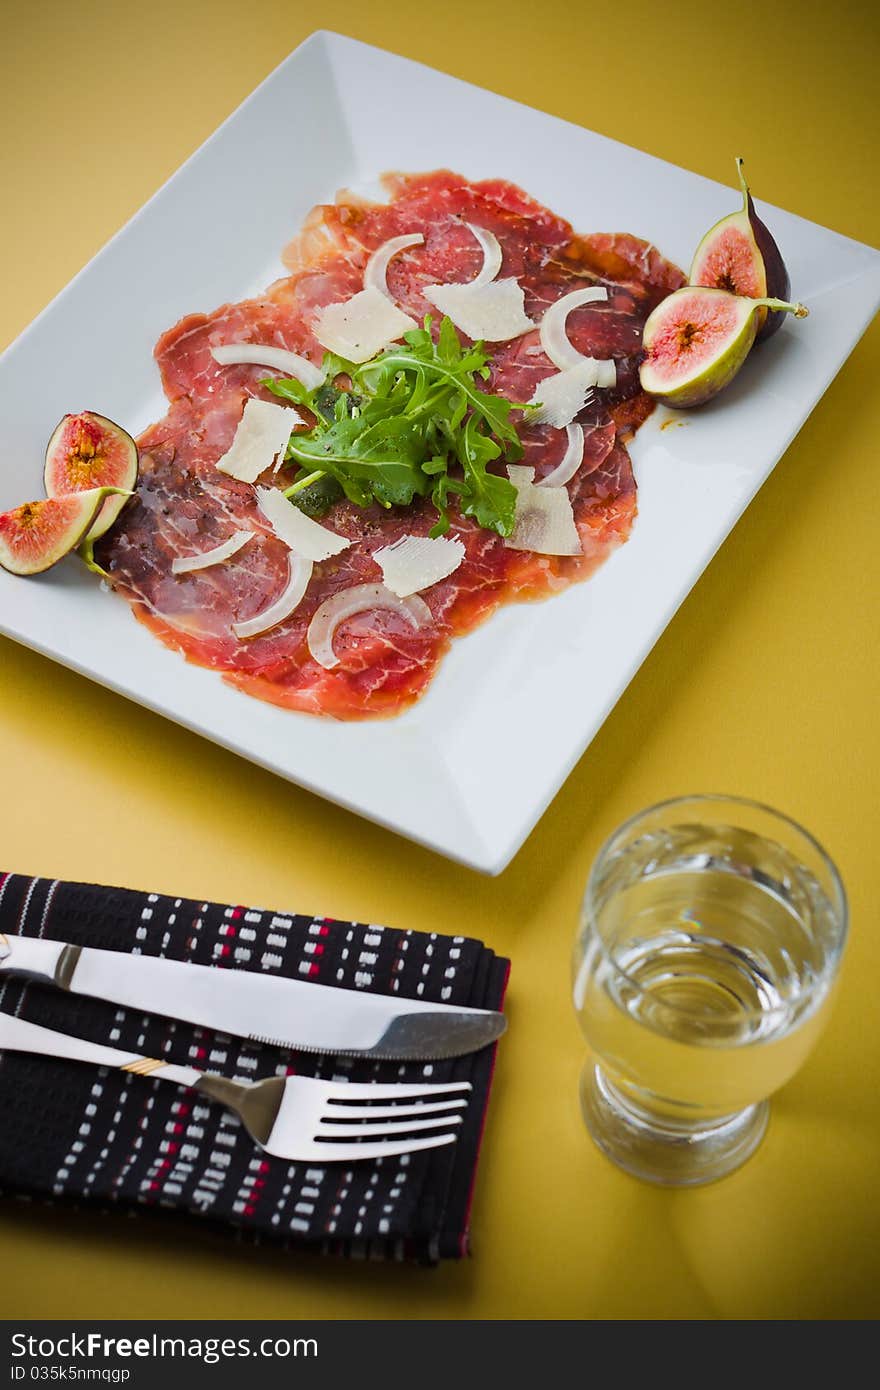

{"left": 689, "top": 158, "right": 792, "bottom": 342}
{"left": 639, "top": 286, "right": 808, "bottom": 408}
{"left": 44, "top": 411, "right": 138, "bottom": 542}
{"left": 0, "top": 490, "right": 112, "bottom": 576}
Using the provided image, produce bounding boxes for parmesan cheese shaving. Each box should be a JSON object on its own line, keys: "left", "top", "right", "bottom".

{"left": 423, "top": 279, "right": 534, "bottom": 342}
{"left": 210, "top": 343, "right": 324, "bottom": 391}
{"left": 312, "top": 286, "right": 416, "bottom": 363}
{"left": 255, "top": 486, "right": 351, "bottom": 562}
{"left": 527, "top": 364, "right": 595, "bottom": 428}
{"left": 373, "top": 534, "right": 466, "bottom": 597}
{"left": 540, "top": 287, "right": 611, "bottom": 371}
{"left": 215, "top": 399, "right": 301, "bottom": 484}
{"left": 421, "top": 221, "right": 532, "bottom": 342}
{"left": 364, "top": 233, "right": 424, "bottom": 301}
{"left": 504, "top": 465, "right": 582, "bottom": 556}
{"left": 231, "top": 555, "right": 313, "bottom": 639}
{"left": 171, "top": 530, "right": 255, "bottom": 574}
{"left": 527, "top": 359, "right": 617, "bottom": 427}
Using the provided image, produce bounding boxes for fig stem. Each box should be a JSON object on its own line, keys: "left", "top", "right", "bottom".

{"left": 735, "top": 156, "right": 749, "bottom": 209}
{"left": 78, "top": 539, "right": 110, "bottom": 580}
{"left": 754, "top": 297, "right": 809, "bottom": 318}
{"left": 77, "top": 488, "right": 132, "bottom": 579}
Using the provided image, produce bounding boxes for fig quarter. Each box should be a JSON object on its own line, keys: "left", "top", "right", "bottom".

{"left": 690, "top": 158, "right": 793, "bottom": 341}
{"left": 639, "top": 286, "right": 808, "bottom": 409}
{"left": 0, "top": 488, "right": 129, "bottom": 576}
{"left": 44, "top": 411, "right": 139, "bottom": 545}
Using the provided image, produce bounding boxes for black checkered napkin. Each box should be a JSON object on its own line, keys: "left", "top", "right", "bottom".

{"left": 0, "top": 872, "right": 508, "bottom": 1263}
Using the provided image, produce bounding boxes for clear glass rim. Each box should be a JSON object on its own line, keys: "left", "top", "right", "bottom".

{"left": 583, "top": 793, "right": 849, "bottom": 1021}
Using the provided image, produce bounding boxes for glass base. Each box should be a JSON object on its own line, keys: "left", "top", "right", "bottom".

{"left": 581, "top": 1063, "right": 768, "bottom": 1187}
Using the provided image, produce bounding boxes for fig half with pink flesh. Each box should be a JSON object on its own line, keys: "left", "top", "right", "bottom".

{"left": 0, "top": 490, "right": 115, "bottom": 575}
{"left": 44, "top": 411, "right": 138, "bottom": 542}
{"left": 639, "top": 286, "right": 808, "bottom": 408}
{"left": 689, "top": 158, "right": 792, "bottom": 341}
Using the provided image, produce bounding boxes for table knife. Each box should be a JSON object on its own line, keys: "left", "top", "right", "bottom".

{"left": 0, "top": 933, "right": 506, "bottom": 1060}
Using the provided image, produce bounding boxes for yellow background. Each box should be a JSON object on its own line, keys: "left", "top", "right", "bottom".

{"left": 1, "top": 0, "right": 878, "bottom": 1321}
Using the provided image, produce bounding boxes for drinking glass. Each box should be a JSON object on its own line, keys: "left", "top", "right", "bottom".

{"left": 572, "top": 795, "right": 848, "bottom": 1186}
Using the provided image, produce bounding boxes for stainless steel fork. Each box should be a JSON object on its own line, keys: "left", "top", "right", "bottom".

{"left": 0, "top": 1012, "right": 471, "bottom": 1163}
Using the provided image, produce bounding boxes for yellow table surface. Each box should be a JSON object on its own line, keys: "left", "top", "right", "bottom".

{"left": 2, "top": 0, "right": 878, "bottom": 1322}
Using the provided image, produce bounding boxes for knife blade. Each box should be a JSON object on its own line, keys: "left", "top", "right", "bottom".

{"left": 0, "top": 932, "right": 506, "bottom": 1060}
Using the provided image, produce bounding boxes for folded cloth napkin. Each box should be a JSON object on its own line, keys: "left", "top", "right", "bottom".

{"left": 0, "top": 872, "right": 508, "bottom": 1264}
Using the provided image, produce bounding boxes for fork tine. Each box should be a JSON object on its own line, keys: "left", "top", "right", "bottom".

{"left": 324, "top": 1080, "right": 472, "bottom": 1102}
{"left": 318, "top": 1113, "right": 463, "bottom": 1138}
{"left": 320, "top": 1098, "right": 468, "bottom": 1120}
{"left": 309, "top": 1132, "right": 458, "bottom": 1161}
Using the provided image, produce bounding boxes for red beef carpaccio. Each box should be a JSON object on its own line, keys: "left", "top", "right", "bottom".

{"left": 98, "top": 170, "right": 684, "bottom": 719}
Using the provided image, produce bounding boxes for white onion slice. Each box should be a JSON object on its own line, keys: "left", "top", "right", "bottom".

{"left": 232, "top": 555, "right": 314, "bottom": 639}
{"left": 540, "top": 287, "right": 609, "bottom": 370}
{"left": 171, "top": 530, "right": 255, "bottom": 575}
{"left": 593, "top": 358, "right": 618, "bottom": 389}
{"left": 307, "top": 582, "right": 432, "bottom": 670}
{"left": 364, "top": 233, "right": 424, "bottom": 301}
{"left": 211, "top": 343, "right": 324, "bottom": 391}
{"left": 465, "top": 223, "right": 504, "bottom": 287}
{"left": 537, "top": 425, "right": 584, "bottom": 489}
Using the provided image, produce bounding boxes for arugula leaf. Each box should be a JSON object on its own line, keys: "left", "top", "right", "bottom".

{"left": 455, "top": 415, "right": 517, "bottom": 536}
{"left": 361, "top": 333, "right": 524, "bottom": 459}
{"left": 264, "top": 319, "right": 525, "bottom": 537}
{"left": 262, "top": 361, "right": 357, "bottom": 426}
{"left": 288, "top": 471, "right": 343, "bottom": 518}
{"left": 285, "top": 398, "right": 429, "bottom": 509}
{"left": 429, "top": 472, "right": 466, "bottom": 538}
{"left": 262, "top": 375, "right": 328, "bottom": 425}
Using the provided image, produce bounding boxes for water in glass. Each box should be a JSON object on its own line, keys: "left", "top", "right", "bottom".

{"left": 574, "top": 800, "right": 847, "bottom": 1184}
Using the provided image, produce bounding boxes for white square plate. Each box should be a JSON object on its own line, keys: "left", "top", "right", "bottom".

{"left": 2, "top": 31, "right": 879, "bottom": 874}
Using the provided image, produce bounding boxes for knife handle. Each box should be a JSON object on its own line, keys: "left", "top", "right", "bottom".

{"left": 0, "top": 934, "right": 80, "bottom": 988}
{"left": 0, "top": 1010, "right": 202, "bottom": 1089}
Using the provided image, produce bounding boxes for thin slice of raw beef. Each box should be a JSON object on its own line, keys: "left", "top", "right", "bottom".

{"left": 98, "top": 171, "right": 684, "bottom": 719}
